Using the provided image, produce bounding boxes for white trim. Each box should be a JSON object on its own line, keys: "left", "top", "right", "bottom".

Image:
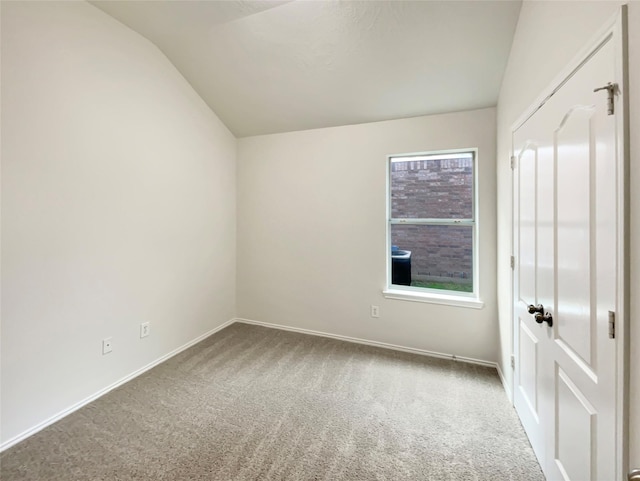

{"left": 0, "top": 318, "right": 236, "bottom": 453}
{"left": 508, "top": 140, "right": 516, "bottom": 403}
{"left": 390, "top": 152, "right": 473, "bottom": 163}
{"left": 2, "top": 317, "right": 503, "bottom": 452}
{"left": 510, "top": 11, "right": 623, "bottom": 133}
{"left": 614, "top": 6, "right": 630, "bottom": 478}
{"left": 382, "top": 288, "right": 484, "bottom": 309}
{"left": 496, "top": 363, "right": 513, "bottom": 404}
{"left": 386, "top": 147, "right": 481, "bottom": 300}
{"left": 234, "top": 317, "right": 496, "bottom": 368}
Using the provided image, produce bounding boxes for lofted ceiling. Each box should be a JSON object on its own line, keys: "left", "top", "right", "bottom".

{"left": 91, "top": 0, "right": 522, "bottom": 137}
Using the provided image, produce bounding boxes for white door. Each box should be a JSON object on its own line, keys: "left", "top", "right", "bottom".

{"left": 512, "top": 30, "right": 623, "bottom": 481}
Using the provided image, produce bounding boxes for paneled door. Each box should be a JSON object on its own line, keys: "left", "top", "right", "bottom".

{"left": 512, "top": 23, "right": 625, "bottom": 481}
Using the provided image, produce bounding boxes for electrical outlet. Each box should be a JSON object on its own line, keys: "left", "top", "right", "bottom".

{"left": 371, "top": 305, "right": 380, "bottom": 318}
{"left": 140, "top": 322, "right": 150, "bottom": 338}
{"left": 102, "top": 338, "right": 113, "bottom": 355}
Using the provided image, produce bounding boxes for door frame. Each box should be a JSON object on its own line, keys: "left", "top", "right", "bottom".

{"left": 509, "top": 6, "right": 630, "bottom": 478}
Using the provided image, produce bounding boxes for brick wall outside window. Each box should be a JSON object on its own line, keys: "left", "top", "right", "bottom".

{"left": 390, "top": 156, "right": 473, "bottom": 285}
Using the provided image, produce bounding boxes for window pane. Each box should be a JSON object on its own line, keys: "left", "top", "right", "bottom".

{"left": 391, "top": 155, "right": 473, "bottom": 219}
{"left": 391, "top": 224, "right": 473, "bottom": 292}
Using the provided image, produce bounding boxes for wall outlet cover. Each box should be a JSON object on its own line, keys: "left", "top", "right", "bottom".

{"left": 140, "top": 322, "right": 150, "bottom": 338}
{"left": 102, "top": 338, "right": 113, "bottom": 355}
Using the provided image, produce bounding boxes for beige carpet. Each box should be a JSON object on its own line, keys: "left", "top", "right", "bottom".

{"left": 1, "top": 323, "right": 544, "bottom": 480}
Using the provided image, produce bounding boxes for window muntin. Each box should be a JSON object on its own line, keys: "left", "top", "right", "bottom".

{"left": 388, "top": 151, "right": 476, "bottom": 296}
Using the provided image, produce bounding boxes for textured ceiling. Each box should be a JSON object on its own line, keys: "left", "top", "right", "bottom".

{"left": 91, "top": 0, "right": 522, "bottom": 137}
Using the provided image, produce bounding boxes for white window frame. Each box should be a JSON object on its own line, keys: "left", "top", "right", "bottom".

{"left": 382, "top": 148, "right": 484, "bottom": 309}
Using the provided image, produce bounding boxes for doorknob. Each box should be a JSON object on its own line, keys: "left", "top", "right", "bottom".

{"left": 528, "top": 304, "right": 544, "bottom": 314}
{"left": 629, "top": 469, "right": 640, "bottom": 481}
{"left": 528, "top": 304, "right": 552, "bottom": 327}
{"left": 534, "top": 312, "right": 553, "bottom": 327}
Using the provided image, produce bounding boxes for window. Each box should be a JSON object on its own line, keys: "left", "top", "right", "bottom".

{"left": 384, "top": 150, "right": 482, "bottom": 308}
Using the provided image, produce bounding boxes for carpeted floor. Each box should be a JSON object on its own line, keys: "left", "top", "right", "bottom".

{"left": 1, "top": 323, "right": 545, "bottom": 481}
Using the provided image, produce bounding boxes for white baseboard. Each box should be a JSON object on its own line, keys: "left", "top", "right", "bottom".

{"left": 496, "top": 363, "right": 513, "bottom": 404}
{"left": 234, "top": 317, "right": 499, "bottom": 370}
{"left": 0, "top": 318, "right": 236, "bottom": 453}
{"left": 3, "top": 317, "right": 502, "bottom": 452}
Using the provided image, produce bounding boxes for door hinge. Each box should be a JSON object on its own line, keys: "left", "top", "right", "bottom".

{"left": 593, "top": 82, "right": 618, "bottom": 115}
{"left": 510, "top": 156, "right": 516, "bottom": 170}
{"left": 511, "top": 355, "right": 515, "bottom": 369}
{"left": 608, "top": 311, "right": 615, "bottom": 339}
{"left": 510, "top": 256, "right": 515, "bottom": 269}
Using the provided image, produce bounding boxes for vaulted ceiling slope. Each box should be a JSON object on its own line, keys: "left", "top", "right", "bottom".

{"left": 91, "top": 0, "right": 522, "bottom": 137}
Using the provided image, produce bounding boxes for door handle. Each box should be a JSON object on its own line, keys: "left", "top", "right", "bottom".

{"left": 534, "top": 312, "right": 553, "bottom": 327}
{"left": 629, "top": 469, "right": 640, "bottom": 481}
{"left": 528, "top": 304, "right": 544, "bottom": 314}
{"left": 528, "top": 304, "right": 553, "bottom": 327}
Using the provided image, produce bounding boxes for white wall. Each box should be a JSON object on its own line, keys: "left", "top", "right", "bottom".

{"left": 496, "top": 0, "right": 640, "bottom": 469}
{"left": 237, "top": 108, "right": 498, "bottom": 363}
{"left": 0, "top": 1, "right": 236, "bottom": 446}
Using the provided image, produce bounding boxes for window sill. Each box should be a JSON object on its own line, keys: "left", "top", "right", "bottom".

{"left": 382, "top": 289, "right": 484, "bottom": 309}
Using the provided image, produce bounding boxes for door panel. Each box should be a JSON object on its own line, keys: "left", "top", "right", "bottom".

{"left": 519, "top": 319, "right": 539, "bottom": 417}
{"left": 556, "top": 107, "right": 595, "bottom": 367}
{"left": 519, "top": 146, "right": 537, "bottom": 304}
{"left": 514, "top": 139, "right": 546, "bottom": 465}
{"left": 556, "top": 367, "right": 595, "bottom": 481}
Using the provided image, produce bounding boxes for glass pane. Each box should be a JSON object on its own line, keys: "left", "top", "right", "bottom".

{"left": 390, "top": 155, "right": 473, "bottom": 219}
{"left": 390, "top": 224, "right": 473, "bottom": 292}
